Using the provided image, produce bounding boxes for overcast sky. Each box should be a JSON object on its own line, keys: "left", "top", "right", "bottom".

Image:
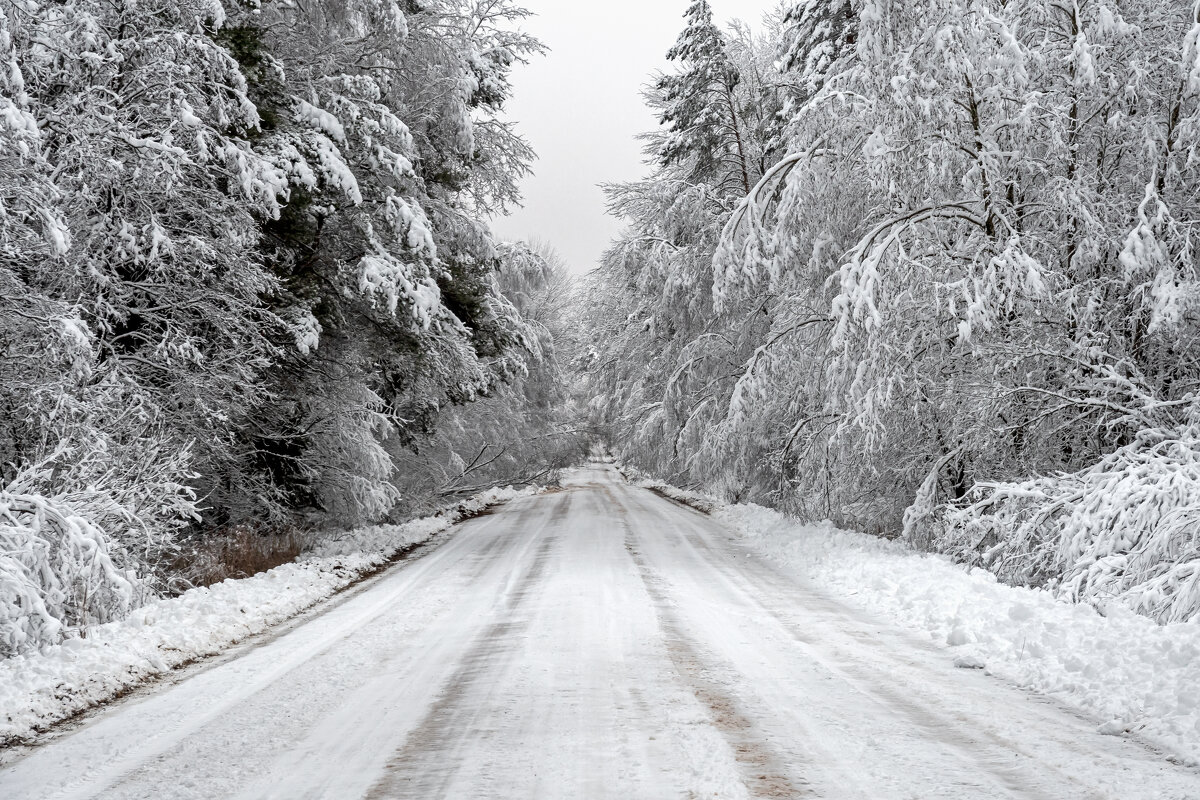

{"left": 490, "top": 1, "right": 781, "bottom": 274}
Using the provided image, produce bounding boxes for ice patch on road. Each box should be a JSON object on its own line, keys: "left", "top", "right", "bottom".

{"left": 0, "top": 486, "right": 535, "bottom": 747}
{"left": 638, "top": 480, "right": 1200, "bottom": 766}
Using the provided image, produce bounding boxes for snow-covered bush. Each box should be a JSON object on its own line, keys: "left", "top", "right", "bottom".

{"left": 939, "top": 427, "right": 1200, "bottom": 624}
{"left": 0, "top": 426, "right": 202, "bottom": 655}
{"left": 0, "top": 481, "right": 139, "bottom": 657}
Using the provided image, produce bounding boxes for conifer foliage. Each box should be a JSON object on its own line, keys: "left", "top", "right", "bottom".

{"left": 656, "top": 0, "right": 755, "bottom": 194}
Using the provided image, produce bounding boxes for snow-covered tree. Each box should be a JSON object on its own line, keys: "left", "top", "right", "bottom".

{"left": 391, "top": 240, "right": 587, "bottom": 508}
{"left": 8, "top": 0, "right": 288, "bottom": 504}
{"left": 0, "top": 0, "right": 289, "bottom": 650}
{"left": 780, "top": 0, "right": 857, "bottom": 95}
{"left": 587, "top": 9, "right": 791, "bottom": 494}
{"left": 656, "top": 0, "right": 756, "bottom": 195}
{"left": 0, "top": 0, "right": 569, "bottom": 650}
{"left": 191, "top": 0, "right": 552, "bottom": 527}
{"left": 589, "top": 0, "right": 1200, "bottom": 621}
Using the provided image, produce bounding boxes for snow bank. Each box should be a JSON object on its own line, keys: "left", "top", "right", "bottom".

{"left": 0, "top": 486, "right": 534, "bottom": 746}
{"left": 637, "top": 479, "right": 719, "bottom": 514}
{"left": 641, "top": 480, "right": 1200, "bottom": 765}
{"left": 717, "top": 502, "right": 1200, "bottom": 764}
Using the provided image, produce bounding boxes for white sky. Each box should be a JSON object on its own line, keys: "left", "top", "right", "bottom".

{"left": 491, "top": 1, "right": 781, "bottom": 274}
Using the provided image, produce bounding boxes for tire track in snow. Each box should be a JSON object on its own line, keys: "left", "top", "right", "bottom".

{"left": 229, "top": 496, "right": 560, "bottom": 800}
{"left": 612, "top": 486, "right": 814, "bottom": 799}
{"left": 364, "top": 491, "right": 573, "bottom": 799}
{"left": 630, "top": 488, "right": 1106, "bottom": 800}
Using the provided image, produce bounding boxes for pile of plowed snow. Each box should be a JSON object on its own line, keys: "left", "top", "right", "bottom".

{"left": 0, "top": 487, "right": 534, "bottom": 746}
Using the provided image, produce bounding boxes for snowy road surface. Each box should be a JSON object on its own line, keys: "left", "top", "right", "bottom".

{"left": 2, "top": 465, "right": 1198, "bottom": 799}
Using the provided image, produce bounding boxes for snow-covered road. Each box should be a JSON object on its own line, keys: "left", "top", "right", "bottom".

{"left": 2, "top": 465, "right": 1197, "bottom": 799}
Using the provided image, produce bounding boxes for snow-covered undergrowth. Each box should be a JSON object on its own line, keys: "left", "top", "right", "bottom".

{"left": 641, "top": 480, "right": 1200, "bottom": 765}
{"left": 936, "top": 428, "right": 1200, "bottom": 625}
{"left": 0, "top": 447, "right": 196, "bottom": 659}
{"left": 0, "top": 486, "right": 533, "bottom": 746}
{"left": 0, "top": 491, "right": 138, "bottom": 659}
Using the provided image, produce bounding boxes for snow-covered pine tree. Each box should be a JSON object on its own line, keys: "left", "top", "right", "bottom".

{"left": 780, "top": 0, "right": 857, "bottom": 96}
{"left": 656, "top": 0, "right": 754, "bottom": 195}
{"left": 211, "top": 0, "right": 550, "bottom": 527}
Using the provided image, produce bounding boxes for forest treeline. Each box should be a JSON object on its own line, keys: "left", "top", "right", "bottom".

{"left": 587, "top": 0, "right": 1200, "bottom": 624}
{"left": 0, "top": 0, "right": 583, "bottom": 654}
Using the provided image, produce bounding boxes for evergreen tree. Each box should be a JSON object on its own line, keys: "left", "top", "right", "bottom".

{"left": 656, "top": 0, "right": 752, "bottom": 195}
{"left": 780, "top": 0, "right": 857, "bottom": 96}
{"left": 213, "top": 0, "right": 548, "bottom": 527}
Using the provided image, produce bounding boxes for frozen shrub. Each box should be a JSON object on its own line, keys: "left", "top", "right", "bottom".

{"left": 941, "top": 428, "right": 1200, "bottom": 624}
{"left": 0, "top": 488, "right": 138, "bottom": 657}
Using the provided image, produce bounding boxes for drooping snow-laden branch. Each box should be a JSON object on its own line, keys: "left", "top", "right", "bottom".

{"left": 585, "top": 0, "right": 1200, "bottom": 613}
